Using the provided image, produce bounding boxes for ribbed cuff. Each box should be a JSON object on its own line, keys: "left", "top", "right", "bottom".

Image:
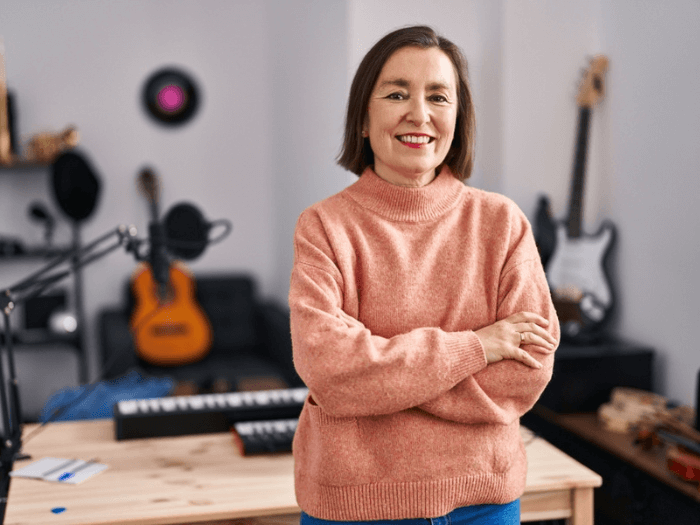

{"left": 444, "top": 331, "right": 487, "bottom": 382}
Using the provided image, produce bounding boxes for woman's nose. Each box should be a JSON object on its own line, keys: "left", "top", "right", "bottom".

{"left": 406, "top": 97, "right": 429, "bottom": 125}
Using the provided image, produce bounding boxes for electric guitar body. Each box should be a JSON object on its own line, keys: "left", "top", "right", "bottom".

{"left": 130, "top": 260, "right": 212, "bottom": 366}
{"left": 547, "top": 220, "right": 615, "bottom": 339}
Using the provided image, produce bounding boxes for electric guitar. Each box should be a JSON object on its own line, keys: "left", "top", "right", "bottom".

{"left": 130, "top": 168, "right": 213, "bottom": 366}
{"left": 543, "top": 55, "right": 615, "bottom": 343}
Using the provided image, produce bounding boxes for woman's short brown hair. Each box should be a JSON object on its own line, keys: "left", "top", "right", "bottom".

{"left": 337, "top": 25, "right": 475, "bottom": 181}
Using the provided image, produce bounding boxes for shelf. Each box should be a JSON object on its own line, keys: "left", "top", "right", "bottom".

{"left": 0, "top": 159, "right": 49, "bottom": 170}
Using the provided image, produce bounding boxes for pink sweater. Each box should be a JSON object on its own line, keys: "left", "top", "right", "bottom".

{"left": 289, "top": 167, "right": 559, "bottom": 520}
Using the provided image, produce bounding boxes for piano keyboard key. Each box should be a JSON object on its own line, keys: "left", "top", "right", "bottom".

{"left": 232, "top": 419, "right": 298, "bottom": 455}
{"left": 113, "top": 387, "right": 308, "bottom": 441}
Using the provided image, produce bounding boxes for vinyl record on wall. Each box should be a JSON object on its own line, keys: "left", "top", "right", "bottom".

{"left": 142, "top": 67, "right": 200, "bottom": 126}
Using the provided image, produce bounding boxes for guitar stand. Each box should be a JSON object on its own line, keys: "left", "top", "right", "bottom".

{"left": 0, "top": 224, "right": 137, "bottom": 524}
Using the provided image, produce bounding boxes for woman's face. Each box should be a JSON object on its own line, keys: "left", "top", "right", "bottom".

{"left": 365, "top": 46, "right": 458, "bottom": 188}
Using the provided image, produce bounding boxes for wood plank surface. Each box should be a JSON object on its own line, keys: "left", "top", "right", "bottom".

{"left": 6, "top": 420, "right": 297, "bottom": 525}
{"left": 553, "top": 412, "right": 700, "bottom": 503}
{"left": 5, "top": 420, "right": 600, "bottom": 525}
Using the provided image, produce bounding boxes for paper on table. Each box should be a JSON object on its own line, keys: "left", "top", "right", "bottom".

{"left": 10, "top": 457, "right": 108, "bottom": 484}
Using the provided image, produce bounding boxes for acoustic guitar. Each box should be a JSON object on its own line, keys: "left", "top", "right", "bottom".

{"left": 130, "top": 168, "right": 213, "bottom": 366}
{"left": 541, "top": 55, "right": 616, "bottom": 343}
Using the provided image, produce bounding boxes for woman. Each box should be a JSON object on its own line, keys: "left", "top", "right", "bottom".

{"left": 289, "top": 25, "right": 559, "bottom": 524}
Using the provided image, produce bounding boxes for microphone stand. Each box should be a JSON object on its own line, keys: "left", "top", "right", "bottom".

{"left": 0, "top": 224, "right": 137, "bottom": 522}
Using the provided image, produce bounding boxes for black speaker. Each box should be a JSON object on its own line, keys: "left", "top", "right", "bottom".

{"left": 538, "top": 338, "right": 655, "bottom": 413}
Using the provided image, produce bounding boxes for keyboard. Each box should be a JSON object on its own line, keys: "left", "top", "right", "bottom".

{"left": 113, "top": 387, "right": 308, "bottom": 440}
{"left": 232, "top": 418, "right": 298, "bottom": 455}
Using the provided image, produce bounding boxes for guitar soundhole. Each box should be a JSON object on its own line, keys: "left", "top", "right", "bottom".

{"left": 151, "top": 324, "right": 188, "bottom": 337}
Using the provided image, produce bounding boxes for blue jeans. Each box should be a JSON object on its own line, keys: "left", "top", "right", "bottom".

{"left": 300, "top": 499, "right": 520, "bottom": 525}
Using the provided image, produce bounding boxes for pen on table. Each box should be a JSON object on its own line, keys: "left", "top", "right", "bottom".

{"left": 58, "top": 458, "right": 98, "bottom": 481}
{"left": 42, "top": 459, "right": 80, "bottom": 478}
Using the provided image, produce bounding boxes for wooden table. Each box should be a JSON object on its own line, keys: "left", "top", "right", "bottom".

{"left": 545, "top": 411, "right": 700, "bottom": 504}
{"left": 5, "top": 420, "right": 601, "bottom": 525}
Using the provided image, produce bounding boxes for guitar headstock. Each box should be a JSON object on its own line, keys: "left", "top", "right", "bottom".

{"left": 576, "top": 55, "right": 609, "bottom": 108}
{"left": 137, "top": 167, "right": 160, "bottom": 205}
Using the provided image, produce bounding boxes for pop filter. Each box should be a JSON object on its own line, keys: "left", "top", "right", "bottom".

{"left": 51, "top": 151, "right": 101, "bottom": 222}
{"left": 163, "top": 202, "right": 231, "bottom": 261}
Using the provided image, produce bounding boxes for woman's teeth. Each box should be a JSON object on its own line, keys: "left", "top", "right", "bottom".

{"left": 398, "top": 135, "right": 431, "bottom": 144}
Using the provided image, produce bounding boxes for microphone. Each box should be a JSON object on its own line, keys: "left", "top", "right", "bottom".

{"left": 28, "top": 202, "right": 55, "bottom": 246}
{"left": 163, "top": 202, "right": 232, "bottom": 261}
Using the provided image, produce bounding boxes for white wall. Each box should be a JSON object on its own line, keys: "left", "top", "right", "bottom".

{"left": 1, "top": 0, "right": 698, "bottom": 415}
{"left": 599, "top": 0, "right": 700, "bottom": 404}
{"left": 500, "top": 0, "right": 700, "bottom": 406}
{"left": 267, "top": 0, "right": 350, "bottom": 302}
{"left": 0, "top": 0, "right": 348, "bottom": 417}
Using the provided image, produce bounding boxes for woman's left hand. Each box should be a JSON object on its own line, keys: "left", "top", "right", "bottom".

{"left": 475, "top": 311, "right": 557, "bottom": 369}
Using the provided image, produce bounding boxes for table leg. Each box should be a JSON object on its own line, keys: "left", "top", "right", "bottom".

{"left": 568, "top": 487, "right": 594, "bottom": 525}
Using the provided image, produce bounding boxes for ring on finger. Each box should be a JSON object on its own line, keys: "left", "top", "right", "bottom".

{"left": 519, "top": 332, "right": 524, "bottom": 344}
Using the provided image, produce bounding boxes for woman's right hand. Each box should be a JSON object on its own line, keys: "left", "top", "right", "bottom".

{"left": 475, "top": 312, "right": 557, "bottom": 369}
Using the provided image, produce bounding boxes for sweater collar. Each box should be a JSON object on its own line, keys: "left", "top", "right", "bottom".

{"left": 345, "top": 166, "right": 465, "bottom": 222}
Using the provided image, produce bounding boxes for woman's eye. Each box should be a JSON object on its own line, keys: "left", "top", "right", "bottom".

{"left": 387, "top": 92, "right": 406, "bottom": 100}
{"left": 430, "top": 94, "right": 448, "bottom": 103}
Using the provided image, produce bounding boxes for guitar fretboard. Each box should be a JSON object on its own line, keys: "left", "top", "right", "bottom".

{"left": 566, "top": 107, "right": 591, "bottom": 239}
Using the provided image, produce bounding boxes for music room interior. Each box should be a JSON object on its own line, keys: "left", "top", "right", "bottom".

{"left": 0, "top": 1, "right": 699, "bottom": 524}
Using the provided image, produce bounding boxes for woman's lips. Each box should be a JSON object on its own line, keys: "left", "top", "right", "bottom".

{"left": 396, "top": 134, "right": 434, "bottom": 148}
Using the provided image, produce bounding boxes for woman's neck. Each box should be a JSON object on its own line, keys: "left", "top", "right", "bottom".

{"left": 372, "top": 165, "right": 437, "bottom": 188}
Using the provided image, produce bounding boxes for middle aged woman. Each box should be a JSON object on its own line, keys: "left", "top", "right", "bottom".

{"left": 289, "top": 25, "right": 560, "bottom": 525}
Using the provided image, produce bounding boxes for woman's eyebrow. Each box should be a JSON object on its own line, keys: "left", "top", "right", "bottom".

{"left": 378, "top": 78, "right": 410, "bottom": 89}
{"left": 427, "top": 81, "right": 452, "bottom": 91}
{"left": 378, "top": 79, "right": 453, "bottom": 91}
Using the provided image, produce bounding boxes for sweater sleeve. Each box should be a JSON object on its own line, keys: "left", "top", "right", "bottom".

{"left": 416, "top": 208, "right": 560, "bottom": 426}
{"left": 289, "top": 210, "right": 487, "bottom": 418}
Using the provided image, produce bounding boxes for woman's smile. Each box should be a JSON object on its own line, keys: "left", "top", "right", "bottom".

{"left": 397, "top": 133, "right": 434, "bottom": 148}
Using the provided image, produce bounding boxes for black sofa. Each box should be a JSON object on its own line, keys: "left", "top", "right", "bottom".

{"left": 98, "top": 273, "right": 304, "bottom": 392}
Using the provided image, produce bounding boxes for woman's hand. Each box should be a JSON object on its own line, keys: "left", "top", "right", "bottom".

{"left": 475, "top": 312, "right": 557, "bottom": 369}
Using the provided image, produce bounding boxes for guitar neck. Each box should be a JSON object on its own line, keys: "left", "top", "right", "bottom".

{"left": 149, "top": 199, "right": 160, "bottom": 224}
{"left": 566, "top": 107, "right": 591, "bottom": 238}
